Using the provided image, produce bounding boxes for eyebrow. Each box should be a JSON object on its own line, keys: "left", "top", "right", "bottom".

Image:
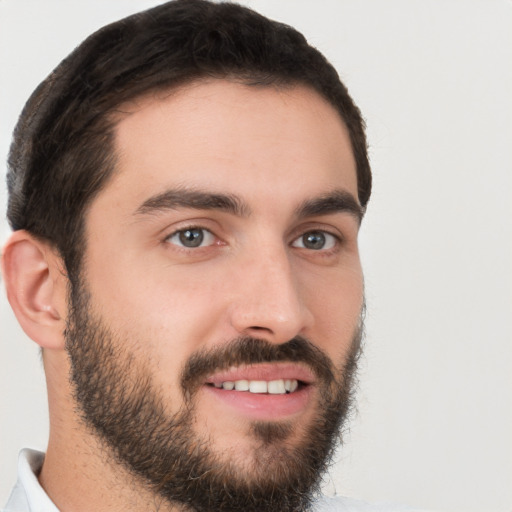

{"left": 295, "top": 190, "right": 364, "bottom": 224}
{"left": 135, "top": 188, "right": 250, "bottom": 217}
{"left": 134, "top": 187, "right": 363, "bottom": 223}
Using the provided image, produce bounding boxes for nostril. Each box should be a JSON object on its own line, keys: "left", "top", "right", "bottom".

{"left": 247, "top": 325, "right": 273, "bottom": 334}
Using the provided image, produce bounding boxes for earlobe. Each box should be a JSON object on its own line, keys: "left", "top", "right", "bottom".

{"left": 1, "top": 230, "right": 68, "bottom": 350}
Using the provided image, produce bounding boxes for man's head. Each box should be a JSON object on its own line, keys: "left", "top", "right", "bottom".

{"left": 2, "top": 2, "right": 371, "bottom": 511}
{"left": 6, "top": 0, "right": 370, "bottom": 280}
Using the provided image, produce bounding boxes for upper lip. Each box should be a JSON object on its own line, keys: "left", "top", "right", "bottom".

{"left": 205, "top": 362, "right": 316, "bottom": 386}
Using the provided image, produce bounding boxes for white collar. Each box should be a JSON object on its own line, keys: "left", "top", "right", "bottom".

{"left": 4, "top": 449, "right": 59, "bottom": 512}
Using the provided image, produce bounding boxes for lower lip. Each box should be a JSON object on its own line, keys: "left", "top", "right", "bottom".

{"left": 203, "top": 385, "right": 313, "bottom": 420}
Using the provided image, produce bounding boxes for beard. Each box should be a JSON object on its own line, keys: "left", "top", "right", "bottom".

{"left": 65, "top": 283, "right": 363, "bottom": 512}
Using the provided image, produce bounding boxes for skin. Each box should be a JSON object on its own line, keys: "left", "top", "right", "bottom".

{"left": 2, "top": 80, "right": 364, "bottom": 511}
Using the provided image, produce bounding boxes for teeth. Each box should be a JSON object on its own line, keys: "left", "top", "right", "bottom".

{"left": 268, "top": 380, "right": 286, "bottom": 394}
{"left": 234, "top": 380, "right": 249, "bottom": 391}
{"left": 218, "top": 379, "right": 299, "bottom": 394}
{"left": 249, "top": 380, "right": 267, "bottom": 393}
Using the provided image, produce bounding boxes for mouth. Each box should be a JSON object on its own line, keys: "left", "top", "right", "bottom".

{"left": 203, "top": 363, "right": 315, "bottom": 420}
{"left": 207, "top": 378, "right": 301, "bottom": 394}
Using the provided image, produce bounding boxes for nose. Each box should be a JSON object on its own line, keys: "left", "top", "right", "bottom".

{"left": 228, "top": 243, "right": 313, "bottom": 343}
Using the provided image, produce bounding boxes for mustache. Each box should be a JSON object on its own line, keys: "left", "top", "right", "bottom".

{"left": 180, "top": 336, "right": 336, "bottom": 397}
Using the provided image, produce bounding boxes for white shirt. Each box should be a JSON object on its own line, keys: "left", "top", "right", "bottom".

{"left": 3, "top": 449, "right": 425, "bottom": 512}
{"left": 3, "top": 450, "right": 58, "bottom": 512}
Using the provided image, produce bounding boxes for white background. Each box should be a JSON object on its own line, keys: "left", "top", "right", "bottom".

{"left": 1, "top": 1, "right": 511, "bottom": 511}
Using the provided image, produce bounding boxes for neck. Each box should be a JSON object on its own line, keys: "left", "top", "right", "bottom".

{"left": 40, "top": 352, "right": 184, "bottom": 512}
{"left": 40, "top": 421, "right": 186, "bottom": 512}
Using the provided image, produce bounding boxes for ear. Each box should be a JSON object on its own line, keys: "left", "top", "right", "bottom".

{"left": 1, "top": 230, "right": 69, "bottom": 350}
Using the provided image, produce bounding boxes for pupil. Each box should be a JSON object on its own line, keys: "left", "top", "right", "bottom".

{"left": 304, "top": 231, "right": 325, "bottom": 250}
{"left": 179, "top": 229, "right": 203, "bottom": 247}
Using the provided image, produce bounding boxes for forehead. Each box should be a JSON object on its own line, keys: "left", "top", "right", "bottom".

{"left": 100, "top": 80, "right": 358, "bottom": 212}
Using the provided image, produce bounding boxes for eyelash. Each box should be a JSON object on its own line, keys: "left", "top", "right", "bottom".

{"left": 164, "top": 226, "right": 218, "bottom": 249}
{"left": 291, "top": 231, "right": 340, "bottom": 251}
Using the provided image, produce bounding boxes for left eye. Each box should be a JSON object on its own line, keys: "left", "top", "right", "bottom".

{"left": 166, "top": 227, "right": 215, "bottom": 248}
{"left": 291, "top": 231, "right": 337, "bottom": 251}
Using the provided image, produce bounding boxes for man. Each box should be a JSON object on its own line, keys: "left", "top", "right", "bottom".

{"left": 1, "top": 1, "right": 415, "bottom": 511}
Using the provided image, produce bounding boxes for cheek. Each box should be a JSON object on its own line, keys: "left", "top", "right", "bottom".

{"left": 86, "top": 256, "right": 233, "bottom": 367}
{"left": 301, "top": 262, "right": 364, "bottom": 353}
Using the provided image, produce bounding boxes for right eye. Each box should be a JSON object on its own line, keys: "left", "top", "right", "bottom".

{"left": 166, "top": 227, "right": 216, "bottom": 248}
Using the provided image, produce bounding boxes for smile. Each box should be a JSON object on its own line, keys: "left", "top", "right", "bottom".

{"left": 210, "top": 379, "right": 300, "bottom": 394}
{"left": 203, "top": 363, "right": 315, "bottom": 419}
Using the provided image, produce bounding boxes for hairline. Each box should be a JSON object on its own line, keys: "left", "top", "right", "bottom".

{"left": 69, "top": 75, "right": 359, "bottom": 275}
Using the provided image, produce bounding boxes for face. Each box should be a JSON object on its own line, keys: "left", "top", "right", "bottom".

{"left": 66, "top": 80, "right": 364, "bottom": 511}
